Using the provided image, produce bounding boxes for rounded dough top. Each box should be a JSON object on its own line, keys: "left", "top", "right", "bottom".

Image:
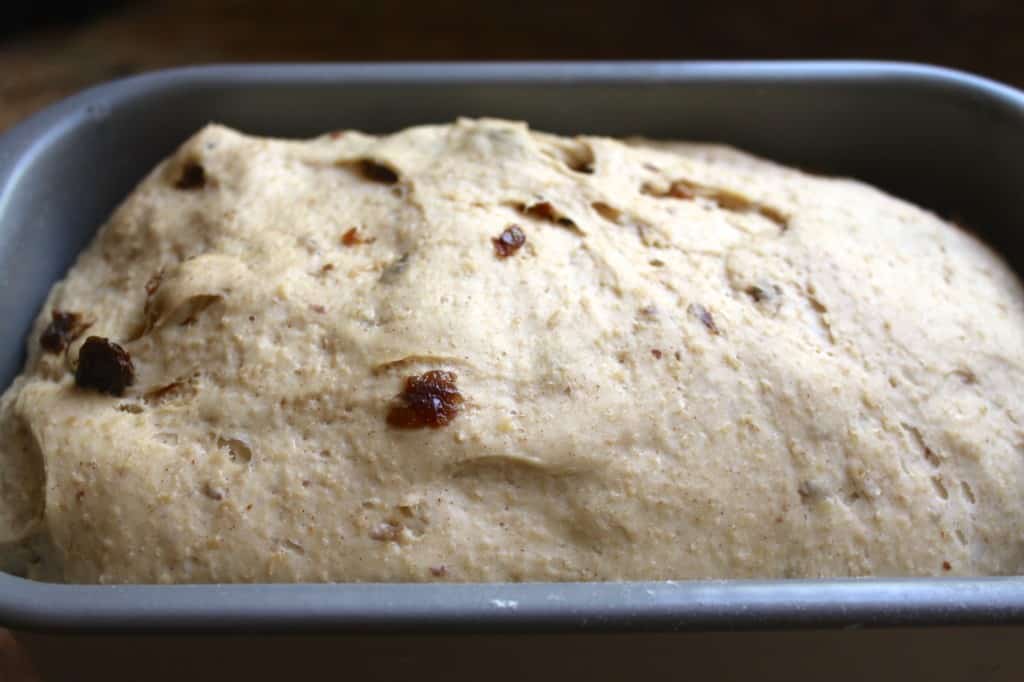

{"left": 2, "top": 118, "right": 1023, "bottom": 583}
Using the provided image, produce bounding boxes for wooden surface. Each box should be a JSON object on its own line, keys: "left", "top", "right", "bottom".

{"left": 1, "top": 0, "right": 1023, "bottom": 132}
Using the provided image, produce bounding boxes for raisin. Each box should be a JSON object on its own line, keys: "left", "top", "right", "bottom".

{"left": 492, "top": 225, "right": 526, "bottom": 258}
{"left": 688, "top": 303, "right": 719, "bottom": 335}
{"left": 357, "top": 160, "right": 399, "bottom": 184}
{"left": 651, "top": 349, "right": 663, "bottom": 359}
{"left": 40, "top": 310, "right": 90, "bottom": 353}
{"left": 174, "top": 161, "right": 206, "bottom": 190}
{"left": 386, "top": 370, "right": 463, "bottom": 429}
{"left": 430, "top": 565, "right": 449, "bottom": 577}
{"left": 942, "top": 561, "right": 952, "bottom": 571}
{"left": 75, "top": 336, "right": 135, "bottom": 396}
{"left": 341, "top": 227, "right": 374, "bottom": 246}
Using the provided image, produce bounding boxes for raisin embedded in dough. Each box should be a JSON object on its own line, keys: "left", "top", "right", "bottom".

{"left": 74, "top": 337, "right": 135, "bottom": 396}
{"left": 492, "top": 225, "right": 526, "bottom": 258}
{"left": 39, "top": 311, "right": 90, "bottom": 353}
{"left": 386, "top": 370, "right": 463, "bottom": 429}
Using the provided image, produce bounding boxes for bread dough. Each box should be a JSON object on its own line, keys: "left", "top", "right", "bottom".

{"left": 2, "top": 119, "right": 1023, "bottom": 583}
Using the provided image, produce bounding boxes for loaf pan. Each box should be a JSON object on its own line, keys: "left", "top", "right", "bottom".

{"left": 1, "top": 62, "right": 1023, "bottom": 633}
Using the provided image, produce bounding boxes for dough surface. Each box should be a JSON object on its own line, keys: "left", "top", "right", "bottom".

{"left": 2, "top": 119, "right": 1023, "bottom": 583}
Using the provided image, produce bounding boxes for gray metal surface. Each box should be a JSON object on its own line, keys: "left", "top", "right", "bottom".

{"left": 1, "top": 61, "right": 1023, "bottom": 632}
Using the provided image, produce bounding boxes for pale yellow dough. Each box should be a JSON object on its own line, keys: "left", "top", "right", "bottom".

{"left": 1, "top": 119, "right": 1023, "bottom": 584}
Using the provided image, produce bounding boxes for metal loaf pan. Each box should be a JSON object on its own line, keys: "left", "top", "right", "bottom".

{"left": 1, "top": 62, "right": 1023, "bottom": 633}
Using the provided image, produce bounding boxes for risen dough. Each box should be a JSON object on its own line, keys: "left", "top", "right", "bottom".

{"left": 2, "top": 119, "right": 1023, "bottom": 583}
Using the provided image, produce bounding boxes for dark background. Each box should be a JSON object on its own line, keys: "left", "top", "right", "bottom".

{"left": 1, "top": 0, "right": 1022, "bottom": 132}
